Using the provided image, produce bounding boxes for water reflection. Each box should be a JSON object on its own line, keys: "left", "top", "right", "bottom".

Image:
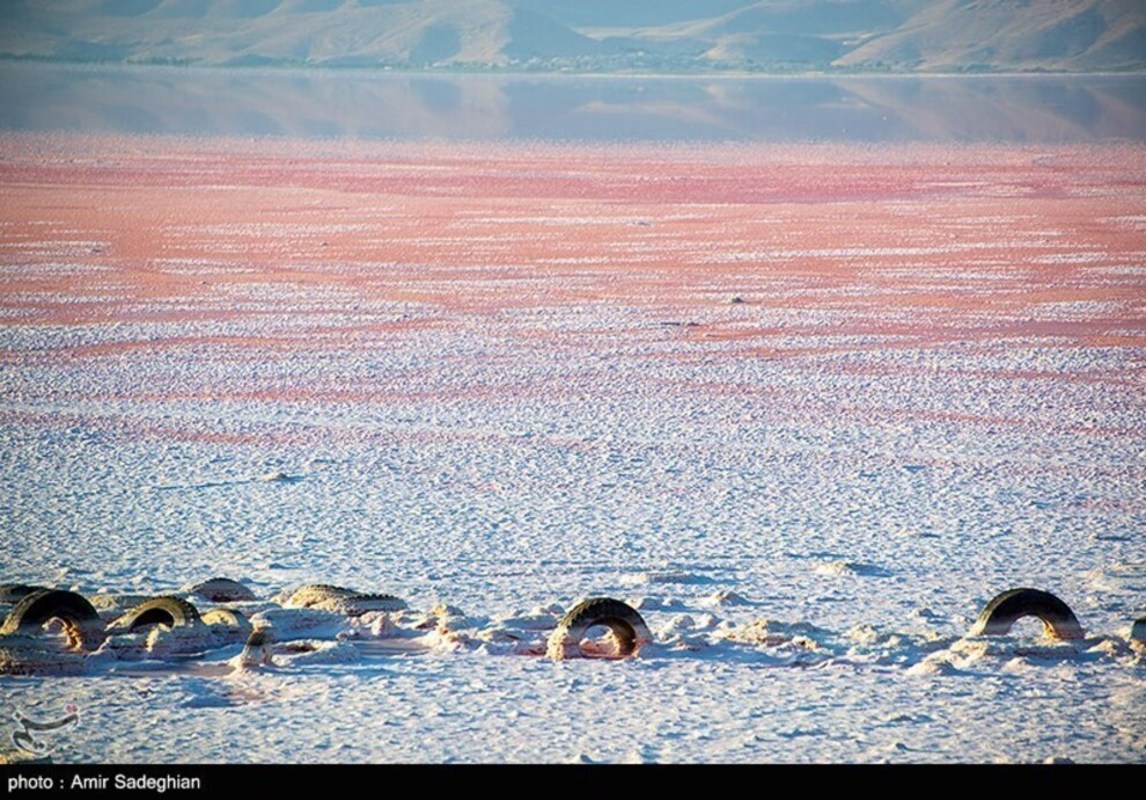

{"left": 1, "top": 62, "right": 1142, "bottom": 142}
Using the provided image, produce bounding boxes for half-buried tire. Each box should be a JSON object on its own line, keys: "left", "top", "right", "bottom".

{"left": 280, "top": 585, "right": 358, "bottom": 609}
{"left": 111, "top": 596, "right": 201, "bottom": 632}
{"left": 201, "top": 608, "right": 250, "bottom": 629}
{"left": 1130, "top": 616, "right": 1146, "bottom": 648}
{"left": 201, "top": 608, "right": 253, "bottom": 646}
{"left": 0, "top": 589, "right": 102, "bottom": 650}
{"left": 546, "top": 598, "right": 653, "bottom": 660}
{"left": 968, "top": 588, "right": 1084, "bottom": 641}
{"left": 188, "top": 578, "right": 257, "bottom": 603}
{"left": 238, "top": 628, "right": 273, "bottom": 668}
{"left": 309, "top": 593, "right": 407, "bottom": 616}
{"left": 0, "top": 585, "right": 49, "bottom": 605}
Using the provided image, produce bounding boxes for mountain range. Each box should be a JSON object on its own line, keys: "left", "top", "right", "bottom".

{"left": 1, "top": 0, "right": 1143, "bottom": 73}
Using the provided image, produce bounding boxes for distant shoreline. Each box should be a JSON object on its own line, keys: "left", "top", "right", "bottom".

{"left": 2, "top": 57, "right": 1143, "bottom": 80}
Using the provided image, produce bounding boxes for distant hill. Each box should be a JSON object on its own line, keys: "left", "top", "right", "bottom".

{"left": 0, "top": 0, "right": 1142, "bottom": 73}
{"left": 835, "top": 0, "right": 1146, "bottom": 73}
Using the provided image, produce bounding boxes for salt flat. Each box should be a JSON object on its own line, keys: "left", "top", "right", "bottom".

{"left": 1, "top": 134, "right": 1143, "bottom": 763}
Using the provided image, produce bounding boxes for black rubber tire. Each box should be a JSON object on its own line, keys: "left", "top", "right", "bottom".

{"left": 201, "top": 608, "right": 253, "bottom": 646}
{"left": 201, "top": 608, "right": 251, "bottom": 628}
{"left": 0, "top": 589, "right": 99, "bottom": 633}
{"left": 357, "top": 593, "right": 406, "bottom": 607}
{"left": 551, "top": 598, "right": 653, "bottom": 657}
{"left": 0, "top": 585, "right": 49, "bottom": 605}
{"left": 283, "top": 585, "right": 358, "bottom": 608}
{"left": 189, "top": 578, "right": 256, "bottom": 602}
{"left": 112, "top": 596, "right": 201, "bottom": 632}
{"left": 0, "top": 589, "right": 102, "bottom": 650}
{"left": 314, "top": 593, "right": 408, "bottom": 615}
{"left": 968, "top": 588, "right": 1084, "bottom": 641}
{"left": 238, "top": 627, "right": 273, "bottom": 668}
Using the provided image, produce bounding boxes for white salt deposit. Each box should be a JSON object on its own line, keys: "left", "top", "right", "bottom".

{"left": 1, "top": 139, "right": 1143, "bottom": 764}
